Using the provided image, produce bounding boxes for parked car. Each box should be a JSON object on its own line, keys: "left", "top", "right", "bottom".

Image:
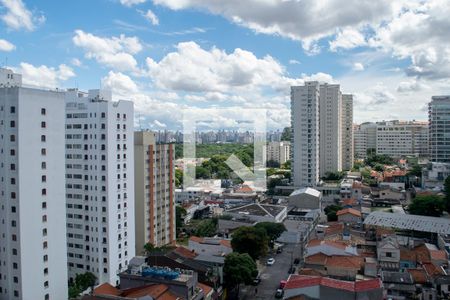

{"left": 267, "top": 258, "right": 275, "bottom": 265}
{"left": 293, "top": 258, "right": 300, "bottom": 265}
{"left": 276, "top": 247, "right": 283, "bottom": 254}
{"left": 253, "top": 275, "right": 262, "bottom": 285}
{"left": 279, "top": 280, "right": 287, "bottom": 289}
{"left": 275, "top": 289, "right": 284, "bottom": 298}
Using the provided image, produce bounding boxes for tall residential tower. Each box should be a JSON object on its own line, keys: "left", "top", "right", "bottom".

{"left": 429, "top": 96, "right": 450, "bottom": 162}
{"left": 0, "top": 69, "right": 68, "bottom": 300}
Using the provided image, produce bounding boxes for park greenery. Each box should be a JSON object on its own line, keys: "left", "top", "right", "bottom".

{"left": 408, "top": 194, "right": 445, "bottom": 217}
{"left": 143, "top": 243, "right": 175, "bottom": 255}
{"left": 175, "top": 143, "right": 254, "bottom": 160}
{"left": 324, "top": 204, "right": 343, "bottom": 222}
{"left": 321, "top": 171, "right": 345, "bottom": 181}
{"left": 68, "top": 272, "right": 97, "bottom": 298}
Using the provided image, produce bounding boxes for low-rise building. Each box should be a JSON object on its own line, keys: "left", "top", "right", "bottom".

{"left": 224, "top": 203, "right": 287, "bottom": 223}
{"left": 422, "top": 162, "right": 450, "bottom": 191}
{"left": 336, "top": 208, "right": 362, "bottom": 224}
{"left": 188, "top": 236, "right": 232, "bottom": 257}
{"left": 289, "top": 187, "right": 322, "bottom": 210}
{"left": 377, "top": 235, "right": 400, "bottom": 270}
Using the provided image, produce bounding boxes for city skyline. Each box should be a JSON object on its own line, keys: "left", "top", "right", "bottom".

{"left": 0, "top": 0, "right": 448, "bottom": 131}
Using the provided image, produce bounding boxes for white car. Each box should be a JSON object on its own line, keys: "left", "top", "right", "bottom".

{"left": 267, "top": 258, "right": 275, "bottom": 265}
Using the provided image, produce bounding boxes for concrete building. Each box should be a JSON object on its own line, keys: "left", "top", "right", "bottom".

{"left": 291, "top": 82, "right": 352, "bottom": 186}
{"left": 224, "top": 203, "right": 287, "bottom": 223}
{"left": 266, "top": 141, "right": 290, "bottom": 166}
{"left": 289, "top": 187, "right": 322, "bottom": 210}
{"left": 65, "top": 88, "right": 135, "bottom": 286}
{"left": 134, "top": 131, "right": 175, "bottom": 255}
{"left": 376, "top": 120, "right": 428, "bottom": 158}
{"left": 341, "top": 94, "right": 354, "bottom": 170}
{"left": 353, "top": 122, "right": 377, "bottom": 159}
{"left": 0, "top": 69, "right": 68, "bottom": 300}
{"left": 291, "top": 82, "right": 320, "bottom": 187}
{"left": 319, "top": 83, "right": 342, "bottom": 177}
{"left": 429, "top": 96, "right": 450, "bottom": 162}
{"left": 422, "top": 162, "right": 450, "bottom": 190}
{"left": 188, "top": 236, "right": 232, "bottom": 257}
{"left": 354, "top": 120, "right": 428, "bottom": 159}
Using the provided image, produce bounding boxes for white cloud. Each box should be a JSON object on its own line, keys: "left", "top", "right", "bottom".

{"left": 120, "top": 0, "right": 146, "bottom": 6}
{"left": 153, "top": 0, "right": 393, "bottom": 52}
{"left": 146, "top": 41, "right": 287, "bottom": 93}
{"left": 72, "top": 30, "right": 142, "bottom": 72}
{"left": 0, "top": 0, "right": 45, "bottom": 31}
{"left": 352, "top": 62, "right": 365, "bottom": 71}
{"left": 141, "top": 9, "right": 159, "bottom": 25}
{"left": 101, "top": 71, "right": 138, "bottom": 95}
{"left": 289, "top": 59, "right": 300, "bottom": 65}
{"left": 15, "top": 62, "right": 75, "bottom": 88}
{"left": 301, "top": 72, "right": 335, "bottom": 83}
{"left": 329, "top": 28, "right": 366, "bottom": 51}
{"left": 396, "top": 80, "right": 429, "bottom": 93}
{"left": 153, "top": 120, "right": 166, "bottom": 127}
{"left": 0, "top": 38, "right": 15, "bottom": 51}
{"left": 71, "top": 58, "right": 82, "bottom": 67}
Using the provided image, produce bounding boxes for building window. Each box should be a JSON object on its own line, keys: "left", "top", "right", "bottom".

{"left": 10, "top": 135, "right": 15, "bottom": 142}
{"left": 41, "top": 135, "right": 46, "bottom": 142}
{"left": 44, "top": 281, "right": 48, "bottom": 288}
{"left": 45, "top": 294, "right": 49, "bottom": 300}
{"left": 10, "top": 163, "right": 15, "bottom": 170}
{"left": 43, "top": 242, "right": 48, "bottom": 249}
{"left": 41, "top": 108, "right": 46, "bottom": 115}
{"left": 42, "top": 202, "right": 47, "bottom": 209}
{"left": 41, "top": 121, "right": 46, "bottom": 128}
{"left": 14, "top": 290, "right": 19, "bottom": 297}
{"left": 42, "top": 215, "right": 47, "bottom": 222}
{"left": 42, "top": 162, "right": 46, "bottom": 169}
{"left": 10, "top": 149, "right": 15, "bottom": 156}
{"left": 43, "top": 255, "right": 48, "bottom": 262}
{"left": 42, "top": 188, "right": 47, "bottom": 195}
{"left": 10, "top": 120, "right": 15, "bottom": 127}
{"left": 41, "top": 148, "right": 46, "bottom": 155}
{"left": 10, "top": 106, "right": 15, "bottom": 113}
{"left": 42, "top": 175, "right": 46, "bottom": 182}
{"left": 44, "top": 268, "right": 48, "bottom": 275}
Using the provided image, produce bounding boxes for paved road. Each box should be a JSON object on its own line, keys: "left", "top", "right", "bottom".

{"left": 241, "top": 243, "right": 299, "bottom": 299}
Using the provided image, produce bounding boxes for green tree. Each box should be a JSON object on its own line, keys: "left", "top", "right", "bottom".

{"left": 324, "top": 204, "right": 343, "bottom": 222}
{"left": 254, "top": 222, "right": 286, "bottom": 243}
{"left": 445, "top": 176, "right": 450, "bottom": 213}
{"left": 281, "top": 160, "right": 291, "bottom": 170}
{"left": 321, "top": 171, "right": 344, "bottom": 181}
{"left": 176, "top": 205, "right": 187, "bottom": 234}
{"left": 408, "top": 195, "right": 445, "bottom": 217}
{"left": 408, "top": 164, "right": 423, "bottom": 177}
{"left": 267, "top": 160, "right": 280, "bottom": 168}
{"left": 195, "top": 218, "right": 218, "bottom": 237}
{"left": 224, "top": 253, "right": 258, "bottom": 297}
{"left": 231, "top": 226, "right": 268, "bottom": 260}
{"left": 69, "top": 272, "right": 97, "bottom": 298}
{"left": 281, "top": 127, "right": 291, "bottom": 141}
{"left": 175, "top": 169, "right": 183, "bottom": 187}
{"left": 144, "top": 242, "right": 155, "bottom": 255}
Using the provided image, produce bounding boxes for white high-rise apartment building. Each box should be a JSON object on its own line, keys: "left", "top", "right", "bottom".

{"left": 354, "top": 120, "right": 428, "bottom": 159}
{"left": 341, "top": 94, "right": 354, "bottom": 170}
{"left": 267, "top": 141, "right": 290, "bottom": 166}
{"left": 65, "top": 88, "right": 135, "bottom": 286}
{"left": 0, "top": 69, "right": 68, "bottom": 300}
{"left": 319, "top": 84, "right": 342, "bottom": 177}
{"left": 134, "top": 131, "right": 175, "bottom": 255}
{"left": 291, "top": 82, "right": 320, "bottom": 187}
{"left": 429, "top": 96, "right": 450, "bottom": 162}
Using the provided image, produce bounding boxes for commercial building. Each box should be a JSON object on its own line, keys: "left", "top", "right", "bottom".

{"left": 354, "top": 120, "right": 428, "bottom": 159}
{"left": 0, "top": 68, "right": 68, "bottom": 300}
{"left": 65, "top": 88, "right": 135, "bottom": 286}
{"left": 429, "top": 96, "right": 450, "bottom": 162}
{"left": 266, "top": 141, "right": 290, "bottom": 166}
{"left": 134, "top": 131, "right": 175, "bottom": 254}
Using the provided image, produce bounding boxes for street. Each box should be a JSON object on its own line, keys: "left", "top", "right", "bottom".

{"left": 240, "top": 243, "right": 299, "bottom": 299}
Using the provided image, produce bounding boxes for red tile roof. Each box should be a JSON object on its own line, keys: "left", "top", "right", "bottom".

{"left": 173, "top": 246, "right": 197, "bottom": 259}
{"left": 423, "top": 262, "right": 446, "bottom": 277}
{"left": 407, "top": 268, "right": 428, "bottom": 284}
{"left": 285, "top": 275, "right": 382, "bottom": 292}
{"left": 336, "top": 208, "right": 361, "bottom": 217}
{"left": 430, "top": 250, "right": 447, "bottom": 261}
{"left": 400, "top": 249, "right": 417, "bottom": 262}
{"left": 189, "top": 236, "right": 203, "bottom": 243}
{"left": 305, "top": 253, "right": 328, "bottom": 265}
{"left": 235, "top": 185, "right": 253, "bottom": 193}
{"left": 325, "top": 256, "right": 363, "bottom": 270}
{"left": 341, "top": 198, "right": 358, "bottom": 206}
{"left": 307, "top": 239, "right": 347, "bottom": 250}
{"left": 93, "top": 283, "right": 121, "bottom": 296}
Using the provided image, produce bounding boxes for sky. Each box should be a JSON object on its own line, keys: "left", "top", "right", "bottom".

{"left": 0, "top": 0, "right": 449, "bottom": 131}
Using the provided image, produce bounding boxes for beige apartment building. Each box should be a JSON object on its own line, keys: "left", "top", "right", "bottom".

{"left": 134, "top": 131, "right": 175, "bottom": 255}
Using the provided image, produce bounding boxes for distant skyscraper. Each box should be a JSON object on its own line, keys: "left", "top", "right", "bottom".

{"left": 65, "top": 88, "right": 135, "bottom": 286}
{"left": 429, "top": 96, "right": 450, "bottom": 162}
{"left": 134, "top": 131, "right": 175, "bottom": 255}
{"left": 0, "top": 68, "right": 68, "bottom": 300}
{"left": 291, "top": 82, "right": 320, "bottom": 187}
{"left": 341, "top": 94, "right": 354, "bottom": 170}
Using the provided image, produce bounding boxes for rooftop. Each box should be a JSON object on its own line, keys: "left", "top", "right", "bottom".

{"left": 290, "top": 187, "right": 321, "bottom": 198}
{"left": 336, "top": 208, "right": 361, "bottom": 217}
{"left": 364, "top": 211, "right": 450, "bottom": 234}
{"left": 285, "top": 275, "right": 382, "bottom": 292}
{"left": 226, "top": 203, "right": 285, "bottom": 218}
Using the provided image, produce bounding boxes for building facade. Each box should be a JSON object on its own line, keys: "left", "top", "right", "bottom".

{"left": 429, "top": 96, "right": 450, "bottom": 162}
{"left": 0, "top": 69, "right": 68, "bottom": 300}
{"left": 266, "top": 141, "right": 290, "bottom": 166}
{"left": 354, "top": 120, "right": 428, "bottom": 159}
{"left": 134, "top": 131, "right": 175, "bottom": 254}
{"left": 291, "top": 82, "right": 320, "bottom": 187}
{"left": 319, "top": 83, "right": 342, "bottom": 177}
{"left": 341, "top": 94, "right": 354, "bottom": 170}
{"left": 65, "top": 88, "right": 135, "bottom": 286}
